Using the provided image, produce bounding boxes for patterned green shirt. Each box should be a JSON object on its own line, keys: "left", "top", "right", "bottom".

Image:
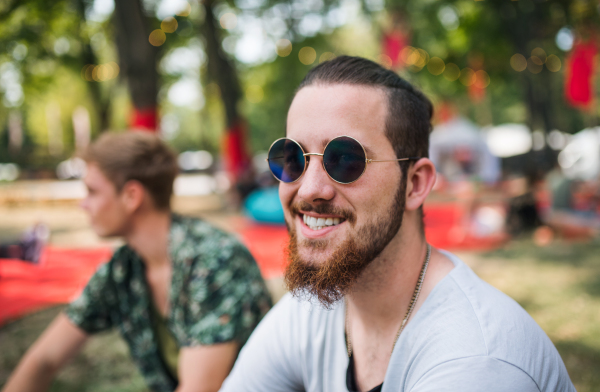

{"left": 65, "top": 214, "right": 273, "bottom": 392}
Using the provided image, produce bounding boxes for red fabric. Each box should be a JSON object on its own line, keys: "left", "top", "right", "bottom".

{"left": 0, "top": 203, "right": 506, "bottom": 325}
{"left": 130, "top": 107, "right": 158, "bottom": 132}
{"left": 565, "top": 41, "right": 598, "bottom": 108}
{"left": 223, "top": 121, "right": 251, "bottom": 180}
{"left": 238, "top": 225, "right": 289, "bottom": 280}
{"left": 0, "top": 247, "right": 112, "bottom": 325}
{"left": 383, "top": 31, "right": 409, "bottom": 68}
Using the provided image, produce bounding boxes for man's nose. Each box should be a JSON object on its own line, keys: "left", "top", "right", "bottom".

{"left": 296, "top": 156, "right": 335, "bottom": 203}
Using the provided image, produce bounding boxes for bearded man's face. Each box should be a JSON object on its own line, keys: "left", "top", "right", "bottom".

{"left": 280, "top": 84, "right": 407, "bottom": 306}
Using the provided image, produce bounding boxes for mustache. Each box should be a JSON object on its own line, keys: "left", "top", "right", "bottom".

{"left": 289, "top": 200, "right": 356, "bottom": 225}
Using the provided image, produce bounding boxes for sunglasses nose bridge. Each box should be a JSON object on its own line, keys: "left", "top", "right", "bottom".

{"left": 296, "top": 153, "right": 336, "bottom": 202}
{"left": 302, "top": 152, "right": 326, "bottom": 177}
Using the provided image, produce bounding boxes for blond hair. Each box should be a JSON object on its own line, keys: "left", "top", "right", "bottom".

{"left": 82, "top": 132, "right": 179, "bottom": 210}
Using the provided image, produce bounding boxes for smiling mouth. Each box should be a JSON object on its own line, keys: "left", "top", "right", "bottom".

{"left": 301, "top": 214, "right": 345, "bottom": 231}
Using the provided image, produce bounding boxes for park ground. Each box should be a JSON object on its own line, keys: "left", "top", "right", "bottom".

{"left": 0, "top": 196, "right": 599, "bottom": 391}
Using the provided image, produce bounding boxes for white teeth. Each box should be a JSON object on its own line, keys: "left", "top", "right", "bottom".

{"left": 302, "top": 214, "right": 344, "bottom": 231}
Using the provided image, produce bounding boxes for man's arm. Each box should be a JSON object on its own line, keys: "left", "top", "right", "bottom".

{"left": 175, "top": 342, "right": 239, "bottom": 392}
{"left": 2, "top": 313, "right": 89, "bottom": 392}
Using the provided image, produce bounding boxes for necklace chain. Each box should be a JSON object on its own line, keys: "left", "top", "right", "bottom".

{"left": 345, "top": 243, "right": 432, "bottom": 358}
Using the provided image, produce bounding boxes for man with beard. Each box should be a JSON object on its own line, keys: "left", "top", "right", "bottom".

{"left": 220, "top": 56, "right": 575, "bottom": 392}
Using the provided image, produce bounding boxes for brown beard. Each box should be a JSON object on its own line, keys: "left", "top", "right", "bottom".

{"left": 284, "top": 177, "right": 407, "bottom": 307}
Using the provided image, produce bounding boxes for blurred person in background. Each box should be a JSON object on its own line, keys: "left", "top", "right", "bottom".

{"left": 220, "top": 56, "right": 574, "bottom": 392}
{"left": 0, "top": 223, "right": 49, "bottom": 264}
{"left": 2, "top": 132, "right": 272, "bottom": 392}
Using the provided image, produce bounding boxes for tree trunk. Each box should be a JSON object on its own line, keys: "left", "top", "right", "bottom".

{"left": 113, "top": 0, "right": 159, "bottom": 131}
{"left": 202, "top": 0, "right": 242, "bottom": 129}
{"left": 202, "top": 0, "right": 252, "bottom": 182}
{"left": 74, "top": 0, "right": 110, "bottom": 132}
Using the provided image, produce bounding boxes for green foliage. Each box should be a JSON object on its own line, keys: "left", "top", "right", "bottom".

{"left": 1, "top": 0, "right": 599, "bottom": 170}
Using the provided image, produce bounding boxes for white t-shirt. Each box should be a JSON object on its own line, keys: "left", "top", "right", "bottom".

{"left": 221, "top": 251, "right": 575, "bottom": 392}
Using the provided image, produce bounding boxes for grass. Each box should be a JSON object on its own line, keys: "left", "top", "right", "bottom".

{"left": 1, "top": 239, "right": 599, "bottom": 391}
{"left": 0, "top": 306, "right": 148, "bottom": 392}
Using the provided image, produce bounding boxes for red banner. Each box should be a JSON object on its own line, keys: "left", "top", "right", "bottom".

{"left": 565, "top": 40, "right": 598, "bottom": 109}
{"left": 130, "top": 107, "right": 158, "bottom": 132}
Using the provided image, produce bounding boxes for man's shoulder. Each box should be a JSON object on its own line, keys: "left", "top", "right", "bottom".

{"left": 396, "top": 252, "right": 572, "bottom": 392}
{"left": 170, "top": 214, "right": 250, "bottom": 260}
{"left": 439, "top": 253, "right": 551, "bottom": 352}
{"left": 171, "top": 214, "right": 233, "bottom": 242}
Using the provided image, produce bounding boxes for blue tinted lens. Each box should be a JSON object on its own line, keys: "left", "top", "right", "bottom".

{"left": 268, "top": 139, "right": 306, "bottom": 183}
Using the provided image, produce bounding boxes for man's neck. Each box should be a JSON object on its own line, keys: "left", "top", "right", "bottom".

{"left": 347, "top": 223, "right": 428, "bottom": 326}
{"left": 124, "top": 209, "right": 172, "bottom": 269}
{"left": 344, "top": 219, "right": 455, "bottom": 392}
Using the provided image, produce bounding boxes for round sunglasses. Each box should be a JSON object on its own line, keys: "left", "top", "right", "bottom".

{"left": 267, "top": 135, "right": 421, "bottom": 184}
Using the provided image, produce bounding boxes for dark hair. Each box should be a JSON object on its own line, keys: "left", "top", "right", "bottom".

{"left": 298, "top": 55, "right": 432, "bottom": 173}
{"left": 297, "top": 56, "right": 433, "bottom": 232}
{"left": 82, "top": 132, "right": 179, "bottom": 210}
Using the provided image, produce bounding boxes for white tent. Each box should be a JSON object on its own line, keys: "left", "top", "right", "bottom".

{"left": 430, "top": 117, "right": 501, "bottom": 184}
{"left": 485, "top": 123, "right": 532, "bottom": 158}
{"left": 558, "top": 127, "right": 600, "bottom": 180}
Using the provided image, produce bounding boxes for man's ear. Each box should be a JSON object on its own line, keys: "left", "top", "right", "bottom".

{"left": 120, "top": 180, "right": 146, "bottom": 213}
{"left": 405, "top": 158, "right": 437, "bottom": 212}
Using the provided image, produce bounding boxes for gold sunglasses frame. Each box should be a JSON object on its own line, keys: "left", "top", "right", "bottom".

{"left": 266, "top": 135, "right": 421, "bottom": 185}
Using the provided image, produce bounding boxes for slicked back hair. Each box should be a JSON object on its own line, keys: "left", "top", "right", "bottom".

{"left": 298, "top": 55, "right": 432, "bottom": 171}
{"left": 297, "top": 56, "right": 433, "bottom": 232}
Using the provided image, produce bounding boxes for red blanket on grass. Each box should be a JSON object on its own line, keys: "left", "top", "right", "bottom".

{"left": 0, "top": 204, "right": 505, "bottom": 326}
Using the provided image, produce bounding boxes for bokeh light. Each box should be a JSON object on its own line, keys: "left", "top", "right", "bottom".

{"left": 416, "top": 49, "right": 429, "bottom": 68}
{"left": 459, "top": 67, "right": 476, "bottom": 86}
{"left": 443, "top": 63, "right": 460, "bottom": 81}
{"left": 546, "top": 54, "right": 561, "bottom": 72}
{"left": 399, "top": 46, "right": 429, "bottom": 71}
{"left": 149, "top": 29, "right": 166, "bottom": 46}
{"left": 530, "top": 55, "right": 543, "bottom": 66}
{"left": 378, "top": 54, "right": 392, "bottom": 69}
{"left": 319, "top": 52, "right": 335, "bottom": 63}
{"left": 176, "top": 2, "right": 191, "bottom": 17}
{"left": 299, "top": 47, "right": 316, "bottom": 65}
{"left": 80, "top": 62, "right": 120, "bottom": 82}
{"left": 108, "top": 61, "right": 120, "bottom": 77}
{"left": 510, "top": 54, "right": 527, "bottom": 72}
{"left": 161, "top": 17, "right": 178, "bottom": 33}
{"left": 246, "top": 85, "right": 264, "bottom": 103}
{"left": 220, "top": 13, "right": 237, "bottom": 30}
{"left": 555, "top": 27, "right": 574, "bottom": 51}
{"left": 400, "top": 46, "right": 417, "bottom": 65}
{"left": 427, "top": 57, "right": 445, "bottom": 75}
{"left": 531, "top": 47, "right": 547, "bottom": 63}
{"left": 275, "top": 39, "right": 292, "bottom": 57}
{"left": 92, "top": 66, "right": 101, "bottom": 81}
{"left": 474, "top": 70, "right": 490, "bottom": 88}
{"left": 81, "top": 64, "right": 93, "bottom": 81}
{"left": 527, "top": 57, "right": 543, "bottom": 74}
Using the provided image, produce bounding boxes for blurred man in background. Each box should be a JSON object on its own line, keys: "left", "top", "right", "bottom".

{"left": 220, "top": 56, "right": 574, "bottom": 392}
{"left": 3, "top": 132, "right": 272, "bottom": 392}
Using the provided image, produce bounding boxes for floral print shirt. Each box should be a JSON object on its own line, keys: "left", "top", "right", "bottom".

{"left": 65, "top": 214, "right": 273, "bottom": 392}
